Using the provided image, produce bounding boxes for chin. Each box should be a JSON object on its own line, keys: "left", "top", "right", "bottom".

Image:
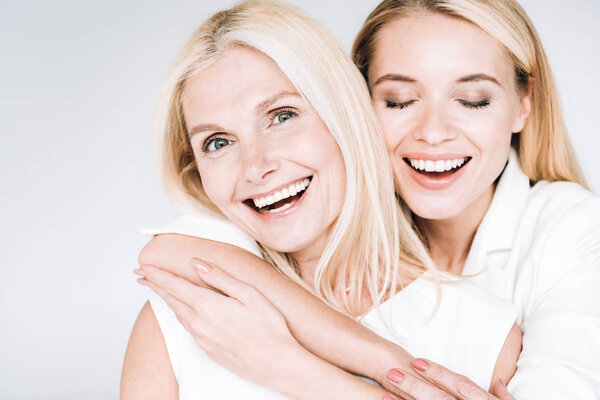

{"left": 408, "top": 200, "right": 463, "bottom": 221}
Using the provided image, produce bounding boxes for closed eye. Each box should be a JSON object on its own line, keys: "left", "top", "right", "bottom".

{"left": 458, "top": 99, "right": 490, "bottom": 109}
{"left": 386, "top": 99, "right": 416, "bottom": 109}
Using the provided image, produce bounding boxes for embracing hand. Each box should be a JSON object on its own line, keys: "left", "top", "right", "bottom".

{"left": 135, "top": 258, "right": 302, "bottom": 390}
{"left": 384, "top": 359, "right": 514, "bottom": 400}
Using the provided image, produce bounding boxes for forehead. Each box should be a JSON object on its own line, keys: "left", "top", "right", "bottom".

{"left": 182, "top": 46, "right": 296, "bottom": 119}
{"left": 371, "top": 13, "right": 513, "bottom": 82}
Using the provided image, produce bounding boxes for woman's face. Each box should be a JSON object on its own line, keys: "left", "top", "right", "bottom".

{"left": 182, "top": 46, "right": 346, "bottom": 257}
{"left": 369, "top": 13, "right": 530, "bottom": 221}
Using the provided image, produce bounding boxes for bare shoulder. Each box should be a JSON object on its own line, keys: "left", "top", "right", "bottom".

{"left": 490, "top": 322, "right": 522, "bottom": 389}
{"left": 120, "top": 301, "right": 178, "bottom": 400}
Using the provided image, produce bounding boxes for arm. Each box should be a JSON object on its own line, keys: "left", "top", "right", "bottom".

{"left": 139, "top": 233, "right": 417, "bottom": 388}
{"left": 507, "top": 197, "right": 600, "bottom": 398}
{"left": 136, "top": 264, "right": 398, "bottom": 400}
{"left": 120, "top": 302, "right": 178, "bottom": 400}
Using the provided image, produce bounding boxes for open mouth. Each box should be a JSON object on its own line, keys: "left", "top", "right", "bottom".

{"left": 244, "top": 177, "right": 312, "bottom": 214}
{"left": 404, "top": 156, "right": 471, "bottom": 178}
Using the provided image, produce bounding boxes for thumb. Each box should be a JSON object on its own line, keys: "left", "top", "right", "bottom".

{"left": 490, "top": 379, "right": 514, "bottom": 400}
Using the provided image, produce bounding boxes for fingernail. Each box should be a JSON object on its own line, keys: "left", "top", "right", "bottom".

{"left": 192, "top": 257, "right": 211, "bottom": 273}
{"left": 137, "top": 278, "right": 148, "bottom": 286}
{"left": 413, "top": 358, "right": 429, "bottom": 371}
{"left": 133, "top": 268, "right": 144, "bottom": 276}
{"left": 386, "top": 368, "right": 405, "bottom": 383}
{"left": 383, "top": 397, "right": 397, "bottom": 400}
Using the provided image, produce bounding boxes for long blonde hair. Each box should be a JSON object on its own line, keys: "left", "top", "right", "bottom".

{"left": 353, "top": 0, "right": 587, "bottom": 187}
{"left": 155, "top": 0, "right": 434, "bottom": 316}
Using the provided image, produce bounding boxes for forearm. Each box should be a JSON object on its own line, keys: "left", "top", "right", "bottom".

{"left": 271, "top": 343, "right": 393, "bottom": 400}
{"left": 139, "top": 234, "right": 408, "bottom": 381}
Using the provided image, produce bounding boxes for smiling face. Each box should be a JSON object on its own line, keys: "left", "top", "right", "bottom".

{"left": 369, "top": 13, "right": 530, "bottom": 221}
{"left": 182, "top": 46, "right": 346, "bottom": 260}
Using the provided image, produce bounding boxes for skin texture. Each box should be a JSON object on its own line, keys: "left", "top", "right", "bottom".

{"left": 120, "top": 302, "right": 178, "bottom": 399}
{"left": 369, "top": 14, "right": 531, "bottom": 275}
{"left": 183, "top": 46, "right": 346, "bottom": 276}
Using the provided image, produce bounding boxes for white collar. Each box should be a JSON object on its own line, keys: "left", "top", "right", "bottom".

{"left": 462, "top": 148, "right": 531, "bottom": 274}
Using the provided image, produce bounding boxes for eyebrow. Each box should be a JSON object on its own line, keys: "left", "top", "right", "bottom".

{"left": 188, "top": 123, "right": 225, "bottom": 138}
{"left": 457, "top": 73, "right": 502, "bottom": 87}
{"left": 371, "top": 73, "right": 502, "bottom": 89}
{"left": 255, "top": 90, "right": 300, "bottom": 114}
{"left": 372, "top": 73, "right": 416, "bottom": 87}
{"left": 187, "top": 90, "right": 301, "bottom": 138}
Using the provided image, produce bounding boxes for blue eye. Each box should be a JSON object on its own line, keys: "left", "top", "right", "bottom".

{"left": 386, "top": 99, "right": 416, "bottom": 109}
{"left": 204, "top": 137, "right": 230, "bottom": 153}
{"left": 272, "top": 110, "right": 296, "bottom": 125}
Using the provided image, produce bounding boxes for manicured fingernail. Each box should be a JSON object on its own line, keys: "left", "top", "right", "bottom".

{"left": 386, "top": 368, "right": 405, "bottom": 383}
{"left": 192, "top": 257, "right": 211, "bottom": 273}
{"left": 137, "top": 278, "right": 148, "bottom": 286}
{"left": 413, "top": 358, "right": 429, "bottom": 371}
{"left": 133, "top": 268, "right": 144, "bottom": 276}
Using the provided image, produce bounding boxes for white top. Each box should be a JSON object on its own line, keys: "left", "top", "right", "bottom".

{"left": 145, "top": 214, "right": 516, "bottom": 398}
{"left": 463, "top": 150, "right": 600, "bottom": 398}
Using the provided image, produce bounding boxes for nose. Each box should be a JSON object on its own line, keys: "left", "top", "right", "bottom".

{"left": 240, "top": 141, "right": 280, "bottom": 183}
{"left": 412, "top": 103, "right": 456, "bottom": 145}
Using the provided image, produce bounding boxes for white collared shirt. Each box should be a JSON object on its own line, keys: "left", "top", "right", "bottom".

{"left": 464, "top": 150, "right": 600, "bottom": 398}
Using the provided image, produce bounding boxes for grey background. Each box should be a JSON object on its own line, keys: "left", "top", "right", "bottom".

{"left": 1, "top": 0, "right": 598, "bottom": 398}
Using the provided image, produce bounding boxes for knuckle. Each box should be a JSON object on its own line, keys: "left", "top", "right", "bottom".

{"left": 238, "top": 285, "right": 258, "bottom": 300}
{"left": 400, "top": 375, "right": 418, "bottom": 393}
{"left": 457, "top": 378, "right": 486, "bottom": 399}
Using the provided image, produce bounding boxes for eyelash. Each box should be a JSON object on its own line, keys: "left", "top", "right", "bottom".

{"left": 386, "top": 100, "right": 416, "bottom": 109}
{"left": 270, "top": 108, "right": 298, "bottom": 125}
{"left": 459, "top": 99, "right": 490, "bottom": 109}
{"left": 200, "top": 108, "right": 298, "bottom": 154}
{"left": 202, "top": 135, "right": 230, "bottom": 153}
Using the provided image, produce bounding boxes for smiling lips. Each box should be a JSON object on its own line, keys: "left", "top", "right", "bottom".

{"left": 403, "top": 156, "right": 471, "bottom": 189}
{"left": 246, "top": 177, "right": 312, "bottom": 214}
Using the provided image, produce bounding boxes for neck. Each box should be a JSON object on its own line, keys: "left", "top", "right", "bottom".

{"left": 290, "top": 232, "right": 330, "bottom": 289}
{"left": 416, "top": 185, "right": 495, "bottom": 275}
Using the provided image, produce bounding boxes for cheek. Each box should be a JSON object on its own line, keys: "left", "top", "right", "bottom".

{"left": 196, "top": 161, "right": 234, "bottom": 208}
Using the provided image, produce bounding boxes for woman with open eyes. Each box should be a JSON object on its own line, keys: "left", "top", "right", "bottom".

{"left": 121, "top": 1, "right": 522, "bottom": 399}
{"left": 122, "top": 0, "right": 600, "bottom": 399}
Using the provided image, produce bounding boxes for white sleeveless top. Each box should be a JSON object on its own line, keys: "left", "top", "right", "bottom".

{"left": 144, "top": 214, "right": 516, "bottom": 399}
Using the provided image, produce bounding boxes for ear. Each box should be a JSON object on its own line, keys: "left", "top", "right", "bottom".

{"left": 512, "top": 78, "right": 533, "bottom": 133}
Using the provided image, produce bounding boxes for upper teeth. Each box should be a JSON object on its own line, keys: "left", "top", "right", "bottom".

{"left": 408, "top": 158, "right": 468, "bottom": 172}
{"left": 252, "top": 178, "right": 311, "bottom": 209}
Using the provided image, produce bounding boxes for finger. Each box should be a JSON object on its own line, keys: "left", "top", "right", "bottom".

{"left": 138, "top": 278, "right": 196, "bottom": 326}
{"left": 412, "top": 359, "right": 492, "bottom": 400}
{"left": 490, "top": 380, "right": 513, "bottom": 400}
{"left": 142, "top": 265, "right": 213, "bottom": 308}
{"left": 386, "top": 368, "right": 458, "bottom": 400}
{"left": 192, "top": 258, "right": 261, "bottom": 305}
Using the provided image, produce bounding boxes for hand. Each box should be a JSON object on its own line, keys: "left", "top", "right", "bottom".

{"left": 135, "top": 258, "right": 302, "bottom": 390}
{"left": 384, "top": 359, "right": 514, "bottom": 400}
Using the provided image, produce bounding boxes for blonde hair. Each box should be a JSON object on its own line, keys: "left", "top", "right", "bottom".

{"left": 353, "top": 0, "right": 587, "bottom": 187}
{"left": 155, "top": 0, "right": 434, "bottom": 316}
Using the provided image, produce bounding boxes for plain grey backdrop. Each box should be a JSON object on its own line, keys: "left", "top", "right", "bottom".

{"left": 1, "top": 0, "right": 599, "bottom": 398}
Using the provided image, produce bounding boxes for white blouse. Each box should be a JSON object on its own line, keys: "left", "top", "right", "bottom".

{"left": 463, "top": 150, "right": 600, "bottom": 398}
{"left": 144, "top": 214, "right": 516, "bottom": 399}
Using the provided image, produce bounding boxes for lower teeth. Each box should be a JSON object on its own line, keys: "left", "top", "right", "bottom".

{"left": 267, "top": 202, "right": 293, "bottom": 213}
